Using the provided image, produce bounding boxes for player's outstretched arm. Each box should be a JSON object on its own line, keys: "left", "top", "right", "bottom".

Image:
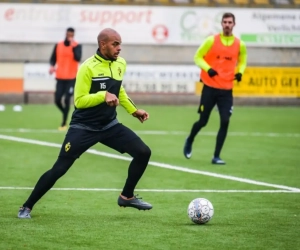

{"left": 74, "top": 64, "right": 107, "bottom": 109}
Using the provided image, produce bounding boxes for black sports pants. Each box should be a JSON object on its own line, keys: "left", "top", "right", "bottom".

{"left": 55, "top": 79, "right": 75, "bottom": 126}
{"left": 23, "top": 124, "right": 151, "bottom": 209}
{"left": 188, "top": 84, "right": 233, "bottom": 157}
{"left": 197, "top": 84, "right": 233, "bottom": 119}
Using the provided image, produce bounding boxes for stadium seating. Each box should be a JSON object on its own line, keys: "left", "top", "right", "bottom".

{"left": 112, "top": 0, "right": 130, "bottom": 3}
{"left": 153, "top": 0, "right": 171, "bottom": 4}
{"left": 192, "top": 0, "right": 210, "bottom": 5}
{"left": 132, "top": 0, "right": 151, "bottom": 3}
{"left": 253, "top": 0, "right": 271, "bottom": 5}
{"left": 233, "top": 0, "right": 250, "bottom": 5}
{"left": 213, "top": 0, "right": 231, "bottom": 5}
{"left": 271, "top": 0, "right": 294, "bottom": 7}
{"left": 1, "top": 0, "right": 299, "bottom": 7}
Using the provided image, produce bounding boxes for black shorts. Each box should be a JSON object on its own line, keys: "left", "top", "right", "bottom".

{"left": 55, "top": 79, "right": 75, "bottom": 97}
{"left": 198, "top": 84, "right": 233, "bottom": 118}
{"left": 59, "top": 123, "right": 139, "bottom": 159}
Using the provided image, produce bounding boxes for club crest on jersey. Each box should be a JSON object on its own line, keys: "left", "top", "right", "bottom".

{"left": 118, "top": 67, "right": 121, "bottom": 76}
{"left": 65, "top": 142, "right": 71, "bottom": 152}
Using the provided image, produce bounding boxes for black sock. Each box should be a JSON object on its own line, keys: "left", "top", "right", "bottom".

{"left": 214, "top": 120, "right": 229, "bottom": 158}
{"left": 23, "top": 157, "right": 75, "bottom": 209}
{"left": 121, "top": 140, "right": 151, "bottom": 198}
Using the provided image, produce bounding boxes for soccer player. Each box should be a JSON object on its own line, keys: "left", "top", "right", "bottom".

{"left": 183, "top": 13, "right": 247, "bottom": 165}
{"left": 18, "top": 28, "right": 152, "bottom": 219}
{"left": 49, "top": 27, "right": 82, "bottom": 131}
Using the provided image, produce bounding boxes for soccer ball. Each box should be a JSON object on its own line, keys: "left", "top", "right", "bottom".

{"left": 187, "top": 198, "right": 214, "bottom": 225}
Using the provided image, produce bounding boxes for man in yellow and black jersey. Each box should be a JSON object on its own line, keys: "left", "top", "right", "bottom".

{"left": 18, "top": 28, "right": 152, "bottom": 219}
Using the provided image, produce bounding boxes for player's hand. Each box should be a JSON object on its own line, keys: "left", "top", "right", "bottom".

{"left": 234, "top": 73, "right": 242, "bottom": 82}
{"left": 208, "top": 68, "right": 218, "bottom": 78}
{"left": 105, "top": 92, "right": 119, "bottom": 107}
{"left": 132, "top": 109, "right": 149, "bottom": 123}
{"left": 70, "top": 39, "right": 77, "bottom": 48}
{"left": 49, "top": 66, "right": 55, "bottom": 75}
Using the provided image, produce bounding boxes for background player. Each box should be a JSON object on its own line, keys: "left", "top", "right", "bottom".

{"left": 183, "top": 12, "right": 248, "bottom": 165}
{"left": 49, "top": 27, "right": 82, "bottom": 131}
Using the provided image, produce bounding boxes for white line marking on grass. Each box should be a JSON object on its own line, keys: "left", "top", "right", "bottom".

{"left": 0, "top": 128, "right": 299, "bottom": 138}
{"left": 0, "top": 187, "right": 299, "bottom": 193}
{"left": 0, "top": 128, "right": 62, "bottom": 134}
{"left": 1, "top": 134, "right": 300, "bottom": 192}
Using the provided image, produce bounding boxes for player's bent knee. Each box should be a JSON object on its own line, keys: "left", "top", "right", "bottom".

{"left": 51, "top": 156, "right": 76, "bottom": 178}
{"left": 64, "top": 96, "right": 71, "bottom": 104}
{"left": 131, "top": 142, "right": 151, "bottom": 161}
{"left": 124, "top": 138, "right": 151, "bottom": 160}
{"left": 137, "top": 144, "right": 151, "bottom": 160}
{"left": 55, "top": 98, "right": 61, "bottom": 105}
{"left": 198, "top": 117, "right": 209, "bottom": 128}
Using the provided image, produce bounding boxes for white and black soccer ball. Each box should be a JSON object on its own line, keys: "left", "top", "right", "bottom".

{"left": 187, "top": 198, "right": 214, "bottom": 224}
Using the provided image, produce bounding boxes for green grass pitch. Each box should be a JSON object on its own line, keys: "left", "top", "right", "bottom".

{"left": 0, "top": 104, "right": 299, "bottom": 250}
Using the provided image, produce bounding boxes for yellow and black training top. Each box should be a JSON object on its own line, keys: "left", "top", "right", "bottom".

{"left": 70, "top": 50, "right": 137, "bottom": 131}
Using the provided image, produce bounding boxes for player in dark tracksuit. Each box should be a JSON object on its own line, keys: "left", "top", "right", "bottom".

{"left": 18, "top": 28, "right": 152, "bottom": 219}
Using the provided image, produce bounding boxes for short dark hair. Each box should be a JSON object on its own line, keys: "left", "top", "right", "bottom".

{"left": 66, "top": 27, "right": 75, "bottom": 33}
{"left": 222, "top": 13, "right": 235, "bottom": 23}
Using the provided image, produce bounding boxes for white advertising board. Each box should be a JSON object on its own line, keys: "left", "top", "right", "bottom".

{"left": 23, "top": 63, "right": 200, "bottom": 94}
{"left": 0, "top": 3, "right": 299, "bottom": 47}
{"left": 123, "top": 64, "right": 199, "bottom": 94}
{"left": 23, "top": 63, "right": 56, "bottom": 92}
